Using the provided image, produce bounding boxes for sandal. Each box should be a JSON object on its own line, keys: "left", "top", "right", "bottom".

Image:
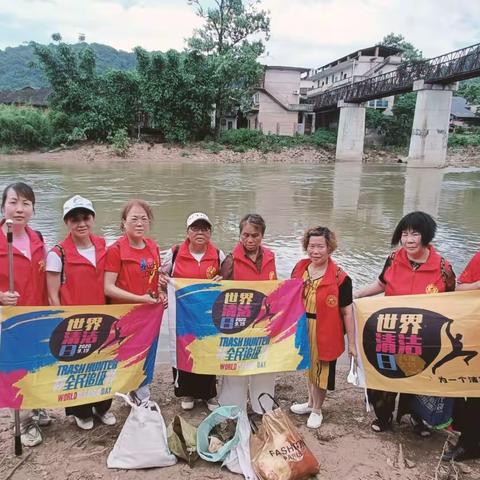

{"left": 410, "top": 416, "right": 431, "bottom": 437}
{"left": 371, "top": 417, "right": 392, "bottom": 433}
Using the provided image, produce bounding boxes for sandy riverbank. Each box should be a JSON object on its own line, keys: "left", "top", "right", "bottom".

{"left": 1, "top": 143, "right": 480, "bottom": 167}
{"left": 1, "top": 364, "right": 478, "bottom": 480}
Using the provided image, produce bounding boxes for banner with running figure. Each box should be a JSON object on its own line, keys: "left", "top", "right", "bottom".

{"left": 355, "top": 290, "right": 480, "bottom": 397}
{"left": 168, "top": 278, "right": 310, "bottom": 376}
{"left": 0, "top": 303, "right": 163, "bottom": 409}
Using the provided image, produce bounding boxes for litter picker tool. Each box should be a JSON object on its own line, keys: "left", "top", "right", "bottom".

{"left": 5, "top": 219, "right": 22, "bottom": 455}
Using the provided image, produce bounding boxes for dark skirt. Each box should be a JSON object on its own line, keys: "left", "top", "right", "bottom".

{"left": 172, "top": 367, "right": 216, "bottom": 400}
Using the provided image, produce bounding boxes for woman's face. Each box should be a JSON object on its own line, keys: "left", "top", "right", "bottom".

{"left": 2, "top": 188, "right": 34, "bottom": 228}
{"left": 187, "top": 221, "right": 211, "bottom": 249}
{"left": 240, "top": 223, "right": 263, "bottom": 253}
{"left": 401, "top": 229, "right": 424, "bottom": 256}
{"left": 123, "top": 205, "right": 150, "bottom": 241}
{"left": 306, "top": 235, "right": 330, "bottom": 267}
{"left": 65, "top": 211, "right": 94, "bottom": 241}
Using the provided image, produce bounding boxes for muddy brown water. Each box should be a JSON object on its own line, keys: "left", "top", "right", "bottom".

{"left": 2, "top": 160, "right": 479, "bottom": 362}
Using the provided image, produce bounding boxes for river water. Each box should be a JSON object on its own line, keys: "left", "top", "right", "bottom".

{"left": 2, "top": 160, "right": 479, "bottom": 360}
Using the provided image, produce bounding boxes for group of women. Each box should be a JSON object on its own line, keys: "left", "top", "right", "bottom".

{"left": 0, "top": 181, "right": 479, "bottom": 463}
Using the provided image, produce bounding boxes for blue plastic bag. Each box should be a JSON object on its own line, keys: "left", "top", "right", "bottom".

{"left": 196, "top": 406, "right": 242, "bottom": 463}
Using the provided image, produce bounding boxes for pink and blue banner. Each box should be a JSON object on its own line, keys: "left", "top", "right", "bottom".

{"left": 168, "top": 278, "right": 310, "bottom": 376}
{"left": 0, "top": 303, "right": 163, "bottom": 409}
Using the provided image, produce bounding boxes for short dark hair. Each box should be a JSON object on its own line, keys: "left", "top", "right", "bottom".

{"left": 391, "top": 211, "right": 437, "bottom": 246}
{"left": 239, "top": 213, "right": 266, "bottom": 235}
{"left": 302, "top": 226, "right": 337, "bottom": 252}
{"left": 1, "top": 182, "right": 36, "bottom": 209}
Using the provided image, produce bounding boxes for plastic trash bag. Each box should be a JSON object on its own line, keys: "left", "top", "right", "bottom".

{"left": 250, "top": 394, "right": 319, "bottom": 480}
{"left": 197, "top": 405, "right": 242, "bottom": 463}
{"left": 107, "top": 393, "right": 177, "bottom": 469}
{"left": 167, "top": 415, "right": 199, "bottom": 467}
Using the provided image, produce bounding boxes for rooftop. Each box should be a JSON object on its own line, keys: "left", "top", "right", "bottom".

{"left": 0, "top": 86, "right": 52, "bottom": 107}
{"left": 313, "top": 45, "right": 403, "bottom": 72}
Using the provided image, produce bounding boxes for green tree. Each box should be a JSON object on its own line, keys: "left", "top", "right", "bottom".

{"left": 135, "top": 48, "right": 214, "bottom": 142}
{"left": 458, "top": 79, "right": 480, "bottom": 104}
{"left": 32, "top": 40, "right": 139, "bottom": 140}
{"left": 381, "top": 33, "right": 423, "bottom": 61}
{"left": 187, "top": 0, "right": 270, "bottom": 137}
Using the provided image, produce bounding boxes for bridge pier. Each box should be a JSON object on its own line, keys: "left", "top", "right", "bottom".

{"left": 407, "top": 80, "right": 457, "bottom": 168}
{"left": 335, "top": 100, "right": 365, "bottom": 162}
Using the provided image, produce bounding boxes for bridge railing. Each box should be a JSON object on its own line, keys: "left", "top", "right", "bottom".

{"left": 312, "top": 42, "right": 480, "bottom": 111}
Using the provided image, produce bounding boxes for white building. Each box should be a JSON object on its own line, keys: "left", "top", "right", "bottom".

{"left": 307, "top": 45, "right": 404, "bottom": 113}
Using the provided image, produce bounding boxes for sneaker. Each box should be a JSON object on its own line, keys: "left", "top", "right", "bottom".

{"left": 410, "top": 415, "right": 431, "bottom": 437}
{"left": 74, "top": 416, "right": 94, "bottom": 430}
{"left": 206, "top": 398, "right": 219, "bottom": 412}
{"left": 290, "top": 402, "right": 312, "bottom": 415}
{"left": 32, "top": 409, "right": 52, "bottom": 427}
{"left": 93, "top": 408, "right": 116, "bottom": 426}
{"left": 181, "top": 397, "right": 195, "bottom": 410}
{"left": 21, "top": 423, "right": 43, "bottom": 447}
{"left": 306, "top": 411, "right": 323, "bottom": 429}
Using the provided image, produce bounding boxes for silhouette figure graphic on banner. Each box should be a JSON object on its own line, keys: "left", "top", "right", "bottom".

{"left": 432, "top": 320, "right": 478, "bottom": 374}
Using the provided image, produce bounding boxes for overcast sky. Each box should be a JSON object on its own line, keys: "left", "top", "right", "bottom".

{"left": 1, "top": 0, "right": 479, "bottom": 67}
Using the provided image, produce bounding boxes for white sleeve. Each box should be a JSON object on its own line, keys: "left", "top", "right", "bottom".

{"left": 219, "top": 249, "right": 226, "bottom": 265}
{"left": 160, "top": 248, "right": 173, "bottom": 274}
{"left": 46, "top": 250, "right": 63, "bottom": 273}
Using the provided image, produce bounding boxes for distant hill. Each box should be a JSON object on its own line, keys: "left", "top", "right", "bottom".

{"left": 0, "top": 42, "right": 137, "bottom": 90}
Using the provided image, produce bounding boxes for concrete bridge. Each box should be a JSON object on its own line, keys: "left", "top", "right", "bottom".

{"left": 309, "top": 42, "right": 480, "bottom": 167}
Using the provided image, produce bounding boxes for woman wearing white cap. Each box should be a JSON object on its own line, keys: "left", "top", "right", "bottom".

{"left": 161, "top": 212, "right": 225, "bottom": 411}
{"left": 46, "top": 195, "right": 116, "bottom": 430}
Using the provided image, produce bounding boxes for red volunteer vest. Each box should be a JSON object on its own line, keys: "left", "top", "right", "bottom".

{"left": 0, "top": 226, "right": 47, "bottom": 306}
{"left": 459, "top": 252, "right": 480, "bottom": 284}
{"left": 231, "top": 242, "right": 277, "bottom": 280}
{"left": 292, "top": 258, "right": 347, "bottom": 361}
{"left": 383, "top": 245, "right": 449, "bottom": 296}
{"left": 108, "top": 235, "right": 160, "bottom": 302}
{"left": 52, "top": 234, "right": 106, "bottom": 305}
{"left": 172, "top": 240, "right": 220, "bottom": 279}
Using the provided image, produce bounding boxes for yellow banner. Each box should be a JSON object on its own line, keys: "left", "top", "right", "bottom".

{"left": 355, "top": 290, "right": 480, "bottom": 397}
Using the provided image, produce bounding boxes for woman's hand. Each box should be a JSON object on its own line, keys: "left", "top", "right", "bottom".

{"left": 139, "top": 293, "right": 159, "bottom": 304}
{"left": 0, "top": 290, "right": 20, "bottom": 306}
{"left": 158, "top": 291, "right": 168, "bottom": 308}
{"left": 212, "top": 275, "right": 223, "bottom": 282}
{"left": 348, "top": 342, "right": 357, "bottom": 359}
{"left": 158, "top": 272, "right": 170, "bottom": 290}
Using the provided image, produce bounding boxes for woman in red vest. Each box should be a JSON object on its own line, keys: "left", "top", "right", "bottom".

{"left": 46, "top": 195, "right": 116, "bottom": 430}
{"left": 442, "top": 252, "right": 480, "bottom": 462}
{"left": 356, "top": 211, "right": 455, "bottom": 434}
{"left": 218, "top": 213, "right": 277, "bottom": 414}
{"left": 0, "top": 182, "right": 49, "bottom": 447}
{"left": 290, "top": 226, "right": 356, "bottom": 429}
{"left": 104, "top": 199, "right": 163, "bottom": 405}
{"left": 161, "top": 212, "right": 225, "bottom": 411}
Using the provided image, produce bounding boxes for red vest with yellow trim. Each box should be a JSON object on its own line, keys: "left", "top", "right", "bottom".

{"left": 171, "top": 240, "right": 220, "bottom": 279}
{"left": 0, "top": 226, "right": 47, "bottom": 306}
{"left": 108, "top": 235, "right": 160, "bottom": 301}
{"left": 52, "top": 234, "right": 106, "bottom": 305}
{"left": 291, "top": 258, "right": 347, "bottom": 361}
{"left": 231, "top": 242, "right": 277, "bottom": 280}
{"left": 383, "top": 245, "right": 449, "bottom": 296}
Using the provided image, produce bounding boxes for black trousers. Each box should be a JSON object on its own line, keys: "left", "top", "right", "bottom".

{"left": 172, "top": 367, "right": 216, "bottom": 400}
{"left": 454, "top": 397, "right": 480, "bottom": 452}
{"left": 65, "top": 399, "right": 112, "bottom": 419}
{"left": 368, "top": 389, "right": 412, "bottom": 425}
